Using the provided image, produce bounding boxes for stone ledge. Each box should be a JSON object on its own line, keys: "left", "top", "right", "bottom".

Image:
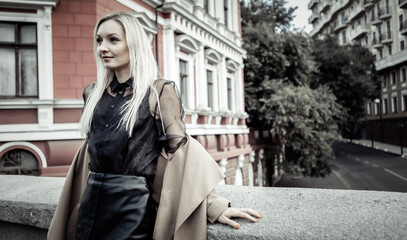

{"left": 1, "top": 175, "right": 407, "bottom": 239}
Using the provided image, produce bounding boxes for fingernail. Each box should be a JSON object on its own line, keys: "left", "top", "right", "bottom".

{"left": 257, "top": 212, "right": 263, "bottom": 218}
{"left": 235, "top": 224, "right": 240, "bottom": 229}
{"left": 255, "top": 219, "right": 258, "bottom": 223}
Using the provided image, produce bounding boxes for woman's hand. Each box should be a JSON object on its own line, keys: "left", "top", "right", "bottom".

{"left": 217, "top": 208, "right": 263, "bottom": 229}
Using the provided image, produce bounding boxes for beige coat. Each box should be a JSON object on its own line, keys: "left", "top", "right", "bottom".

{"left": 47, "top": 135, "right": 229, "bottom": 240}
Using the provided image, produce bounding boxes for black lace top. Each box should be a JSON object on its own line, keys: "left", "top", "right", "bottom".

{"left": 82, "top": 77, "right": 186, "bottom": 182}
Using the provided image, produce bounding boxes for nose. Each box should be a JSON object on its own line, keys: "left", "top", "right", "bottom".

{"left": 98, "top": 41, "right": 108, "bottom": 54}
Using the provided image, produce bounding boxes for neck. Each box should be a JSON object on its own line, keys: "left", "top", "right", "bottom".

{"left": 115, "top": 68, "right": 131, "bottom": 83}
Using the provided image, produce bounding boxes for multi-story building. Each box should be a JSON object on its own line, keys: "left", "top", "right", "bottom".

{"left": 0, "top": 0, "right": 277, "bottom": 186}
{"left": 308, "top": 0, "right": 407, "bottom": 147}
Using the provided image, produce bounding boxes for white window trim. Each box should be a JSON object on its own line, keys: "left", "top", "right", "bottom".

{"left": 401, "top": 90, "right": 407, "bottom": 112}
{"left": 391, "top": 93, "right": 397, "bottom": 113}
{"left": 400, "top": 67, "right": 407, "bottom": 87}
{"left": 175, "top": 34, "right": 200, "bottom": 110}
{"left": 367, "top": 102, "right": 371, "bottom": 115}
{"left": 204, "top": 49, "right": 222, "bottom": 111}
{"left": 0, "top": 4, "right": 55, "bottom": 128}
{"left": 176, "top": 51, "right": 195, "bottom": 110}
{"left": 383, "top": 97, "right": 388, "bottom": 114}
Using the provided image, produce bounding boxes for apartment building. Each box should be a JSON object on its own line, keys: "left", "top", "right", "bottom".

{"left": 308, "top": 0, "right": 407, "bottom": 147}
{"left": 0, "top": 0, "right": 275, "bottom": 186}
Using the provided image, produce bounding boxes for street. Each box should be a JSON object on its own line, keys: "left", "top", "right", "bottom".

{"left": 275, "top": 141, "right": 407, "bottom": 193}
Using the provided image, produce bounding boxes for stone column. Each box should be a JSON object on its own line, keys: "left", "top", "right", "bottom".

{"left": 248, "top": 151, "right": 255, "bottom": 186}
{"left": 258, "top": 149, "right": 264, "bottom": 187}
{"left": 196, "top": 44, "right": 207, "bottom": 110}
{"left": 162, "top": 26, "right": 177, "bottom": 81}
{"left": 218, "top": 158, "right": 228, "bottom": 185}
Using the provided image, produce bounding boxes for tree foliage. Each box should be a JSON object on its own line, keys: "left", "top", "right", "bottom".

{"left": 261, "top": 80, "right": 343, "bottom": 177}
{"left": 242, "top": 1, "right": 346, "bottom": 177}
{"left": 240, "top": 0, "right": 297, "bottom": 30}
{"left": 311, "top": 36, "right": 380, "bottom": 136}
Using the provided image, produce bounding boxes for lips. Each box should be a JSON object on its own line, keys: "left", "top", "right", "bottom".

{"left": 102, "top": 56, "right": 113, "bottom": 60}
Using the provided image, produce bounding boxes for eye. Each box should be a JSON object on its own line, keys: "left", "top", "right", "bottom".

{"left": 110, "top": 37, "right": 119, "bottom": 43}
{"left": 96, "top": 37, "right": 102, "bottom": 44}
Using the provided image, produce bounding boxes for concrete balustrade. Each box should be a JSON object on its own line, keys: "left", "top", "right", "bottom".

{"left": 1, "top": 175, "right": 407, "bottom": 239}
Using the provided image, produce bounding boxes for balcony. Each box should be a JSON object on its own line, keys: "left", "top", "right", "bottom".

{"left": 351, "top": 25, "right": 369, "bottom": 40}
{"left": 399, "top": 0, "right": 407, "bottom": 9}
{"left": 373, "top": 37, "right": 383, "bottom": 48}
{"left": 308, "top": 0, "right": 319, "bottom": 9}
{"left": 380, "top": 32, "right": 393, "bottom": 44}
{"left": 348, "top": 4, "right": 365, "bottom": 22}
{"left": 400, "top": 20, "right": 407, "bottom": 35}
{"left": 334, "top": 19, "right": 348, "bottom": 32}
{"left": 309, "top": 12, "right": 320, "bottom": 24}
{"left": 364, "top": 0, "right": 374, "bottom": 9}
{"left": 371, "top": 14, "right": 382, "bottom": 25}
{"left": 380, "top": 8, "right": 392, "bottom": 20}
{"left": 320, "top": 0, "right": 333, "bottom": 12}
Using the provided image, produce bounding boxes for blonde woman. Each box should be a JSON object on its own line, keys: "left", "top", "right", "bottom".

{"left": 48, "top": 12, "right": 262, "bottom": 240}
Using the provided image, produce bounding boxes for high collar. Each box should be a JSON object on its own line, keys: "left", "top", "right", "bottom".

{"left": 109, "top": 75, "right": 133, "bottom": 93}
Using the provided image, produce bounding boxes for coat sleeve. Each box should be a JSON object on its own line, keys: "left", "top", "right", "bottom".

{"left": 207, "top": 189, "right": 230, "bottom": 223}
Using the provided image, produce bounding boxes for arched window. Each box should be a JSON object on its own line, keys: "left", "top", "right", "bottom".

{"left": 204, "top": 49, "right": 221, "bottom": 110}
{"left": 0, "top": 149, "right": 39, "bottom": 176}
{"left": 175, "top": 34, "right": 200, "bottom": 109}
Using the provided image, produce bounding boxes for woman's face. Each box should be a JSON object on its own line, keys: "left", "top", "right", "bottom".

{"left": 96, "top": 19, "right": 130, "bottom": 74}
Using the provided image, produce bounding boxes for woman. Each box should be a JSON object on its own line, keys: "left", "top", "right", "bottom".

{"left": 48, "top": 12, "right": 261, "bottom": 240}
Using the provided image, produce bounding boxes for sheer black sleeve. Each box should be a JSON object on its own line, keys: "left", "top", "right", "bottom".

{"left": 149, "top": 80, "right": 187, "bottom": 154}
{"left": 82, "top": 82, "right": 96, "bottom": 109}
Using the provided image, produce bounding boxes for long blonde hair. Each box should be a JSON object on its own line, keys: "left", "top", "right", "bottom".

{"left": 79, "top": 12, "right": 158, "bottom": 136}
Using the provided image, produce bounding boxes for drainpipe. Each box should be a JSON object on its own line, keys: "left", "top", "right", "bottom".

{"left": 155, "top": 0, "right": 165, "bottom": 69}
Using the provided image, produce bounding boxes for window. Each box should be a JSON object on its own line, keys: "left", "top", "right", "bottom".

{"left": 374, "top": 101, "right": 379, "bottom": 115}
{"left": 392, "top": 96, "right": 397, "bottom": 113}
{"left": 403, "top": 94, "right": 407, "bottom": 111}
{"left": 342, "top": 31, "right": 346, "bottom": 44}
{"left": 227, "top": 77, "right": 232, "bottom": 110}
{"left": 391, "top": 71, "right": 396, "bottom": 85}
{"left": 386, "top": 20, "right": 391, "bottom": 39}
{"left": 379, "top": 48, "right": 383, "bottom": 59}
{"left": 372, "top": 8, "right": 375, "bottom": 21}
{"left": 401, "top": 67, "right": 407, "bottom": 83}
{"left": 0, "top": 22, "right": 38, "bottom": 98}
{"left": 400, "top": 15, "right": 404, "bottom": 30}
{"left": 365, "top": 35, "right": 369, "bottom": 45}
{"left": 401, "top": 40, "right": 405, "bottom": 50}
{"left": 382, "top": 75, "right": 387, "bottom": 87}
{"left": 204, "top": 0, "right": 209, "bottom": 13}
{"left": 224, "top": 0, "right": 229, "bottom": 28}
{"left": 385, "top": 0, "right": 390, "bottom": 14}
{"left": 207, "top": 69, "right": 214, "bottom": 109}
{"left": 179, "top": 59, "right": 188, "bottom": 105}
{"left": 388, "top": 45, "right": 392, "bottom": 55}
{"left": 383, "top": 98, "right": 388, "bottom": 114}
{"left": 367, "top": 102, "right": 371, "bottom": 115}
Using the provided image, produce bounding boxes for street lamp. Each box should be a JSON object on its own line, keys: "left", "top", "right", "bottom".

{"left": 374, "top": 98, "right": 384, "bottom": 143}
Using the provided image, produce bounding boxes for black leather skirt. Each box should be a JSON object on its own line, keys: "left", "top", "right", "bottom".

{"left": 75, "top": 172, "right": 157, "bottom": 240}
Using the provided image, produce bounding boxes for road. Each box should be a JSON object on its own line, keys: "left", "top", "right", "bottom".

{"left": 274, "top": 141, "right": 407, "bottom": 193}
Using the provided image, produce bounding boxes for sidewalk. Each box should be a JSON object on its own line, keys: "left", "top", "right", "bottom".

{"left": 341, "top": 138, "right": 407, "bottom": 158}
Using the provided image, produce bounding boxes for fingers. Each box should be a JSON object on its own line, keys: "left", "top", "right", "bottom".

{"left": 218, "top": 214, "right": 241, "bottom": 229}
{"left": 242, "top": 208, "right": 263, "bottom": 219}
{"left": 238, "top": 209, "right": 259, "bottom": 223}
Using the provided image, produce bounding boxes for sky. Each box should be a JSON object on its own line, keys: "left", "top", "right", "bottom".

{"left": 284, "top": 0, "right": 313, "bottom": 33}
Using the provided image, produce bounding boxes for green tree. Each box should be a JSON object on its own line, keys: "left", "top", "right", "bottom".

{"left": 261, "top": 80, "right": 343, "bottom": 177}
{"left": 240, "top": 0, "right": 297, "bottom": 30}
{"left": 311, "top": 36, "right": 380, "bottom": 138}
{"left": 242, "top": 1, "right": 344, "bottom": 177}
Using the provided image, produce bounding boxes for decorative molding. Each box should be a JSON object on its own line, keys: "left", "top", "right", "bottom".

{"left": 0, "top": 141, "right": 48, "bottom": 168}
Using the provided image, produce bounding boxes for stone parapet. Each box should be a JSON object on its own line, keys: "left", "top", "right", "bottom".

{"left": 1, "top": 175, "right": 407, "bottom": 239}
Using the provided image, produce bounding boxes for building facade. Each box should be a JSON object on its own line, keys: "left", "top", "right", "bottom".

{"left": 308, "top": 0, "right": 407, "bottom": 148}
{"left": 0, "top": 0, "right": 278, "bottom": 186}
